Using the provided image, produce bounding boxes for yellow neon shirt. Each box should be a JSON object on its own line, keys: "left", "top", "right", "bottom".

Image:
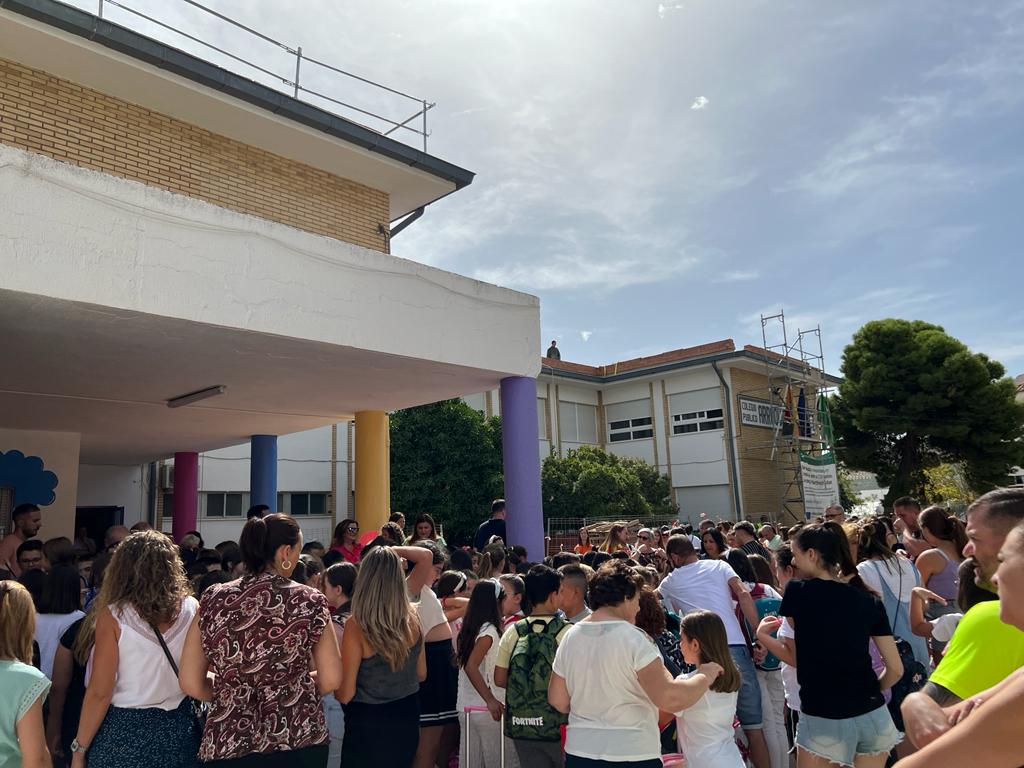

{"left": 929, "top": 600, "right": 1024, "bottom": 699}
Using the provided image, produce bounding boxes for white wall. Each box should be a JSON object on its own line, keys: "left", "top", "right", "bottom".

{"left": 606, "top": 440, "right": 656, "bottom": 463}
{"left": 0, "top": 428, "right": 80, "bottom": 539}
{"left": 279, "top": 427, "right": 333, "bottom": 493}
{"left": 0, "top": 144, "right": 541, "bottom": 380}
{"left": 200, "top": 444, "right": 250, "bottom": 493}
{"left": 77, "top": 464, "right": 146, "bottom": 526}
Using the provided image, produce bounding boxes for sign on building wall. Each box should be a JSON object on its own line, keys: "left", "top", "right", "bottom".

{"left": 739, "top": 397, "right": 783, "bottom": 429}
{"left": 800, "top": 452, "right": 840, "bottom": 519}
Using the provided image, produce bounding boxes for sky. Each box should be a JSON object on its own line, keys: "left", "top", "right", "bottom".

{"left": 71, "top": 0, "right": 1024, "bottom": 376}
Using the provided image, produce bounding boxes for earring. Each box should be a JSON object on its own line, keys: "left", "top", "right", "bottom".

{"left": 282, "top": 560, "right": 292, "bottom": 571}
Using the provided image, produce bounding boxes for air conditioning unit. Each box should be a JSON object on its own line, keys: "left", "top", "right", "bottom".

{"left": 160, "top": 464, "right": 175, "bottom": 489}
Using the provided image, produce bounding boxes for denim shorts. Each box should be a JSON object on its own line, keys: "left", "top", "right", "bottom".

{"left": 796, "top": 705, "right": 902, "bottom": 767}
{"left": 727, "top": 644, "right": 763, "bottom": 729}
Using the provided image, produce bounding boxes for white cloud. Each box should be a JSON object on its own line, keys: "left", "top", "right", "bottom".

{"left": 784, "top": 95, "right": 950, "bottom": 199}
{"left": 714, "top": 270, "right": 759, "bottom": 283}
{"left": 580, "top": 330, "right": 593, "bottom": 342}
{"left": 658, "top": 2, "right": 686, "bottom": 19}
{"left": 690, "top": 96, "right": 710, "bottom": 110}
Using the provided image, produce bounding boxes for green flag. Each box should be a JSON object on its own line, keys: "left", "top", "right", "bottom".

{"left": 817, "top": 393, "right": 834, "bottom": 448}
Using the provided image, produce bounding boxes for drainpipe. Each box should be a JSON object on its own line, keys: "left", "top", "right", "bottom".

{"left": 712, "top": 361, "right": 743, "bottom": 520}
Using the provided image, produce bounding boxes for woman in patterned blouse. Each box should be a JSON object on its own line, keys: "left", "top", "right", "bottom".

{"left": 179, "top": 514, "right": 342, "bottom": 767}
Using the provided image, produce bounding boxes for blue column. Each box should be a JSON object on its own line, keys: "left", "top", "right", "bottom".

{"left": 250, "top": 435, "right": 278, "bottom": 511}
{"left": 500, "top": 376, "right": 545, "bottom": 560}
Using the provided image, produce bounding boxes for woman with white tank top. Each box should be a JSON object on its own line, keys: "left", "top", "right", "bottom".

{"left": 71, "top": 531, "right": 200, "bottom": 768}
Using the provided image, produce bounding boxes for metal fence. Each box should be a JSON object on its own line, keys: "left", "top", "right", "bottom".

{"left": 89, "top": 0, "right": 434, "bottom": 150}
{"left": 545, "top": 515, "right": 682, "bottom": 558}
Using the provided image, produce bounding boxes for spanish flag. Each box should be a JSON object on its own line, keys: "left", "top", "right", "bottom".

{"left": 784, "top": 385, "right": 800, "bottom": 436}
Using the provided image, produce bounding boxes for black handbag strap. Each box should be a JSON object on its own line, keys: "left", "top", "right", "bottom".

{"left": 150, "top": 622, "right": 180, "bottom": 677}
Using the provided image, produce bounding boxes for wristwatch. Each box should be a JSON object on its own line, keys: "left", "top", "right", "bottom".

{"left": 70, "top": 738, "right": 87, "bottom": 754}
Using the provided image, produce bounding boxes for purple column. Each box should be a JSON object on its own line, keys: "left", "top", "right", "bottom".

{"left": 172, "top": 452, "right": 199, "bottom": 543}
{"left": 500, "top": 376, "right": 545, "bottom": 560}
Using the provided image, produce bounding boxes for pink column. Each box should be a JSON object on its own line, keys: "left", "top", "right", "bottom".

{"left": 172, "top": 452, "right": 199, "bottom": 543}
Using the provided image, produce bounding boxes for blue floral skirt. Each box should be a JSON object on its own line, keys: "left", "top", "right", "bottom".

{"left": 89, "top": 698, "right": 200, "bottom": 768}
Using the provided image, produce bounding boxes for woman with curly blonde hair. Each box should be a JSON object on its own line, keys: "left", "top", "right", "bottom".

{"left": 71, "top": 530, "right": 199, "bottom": 768}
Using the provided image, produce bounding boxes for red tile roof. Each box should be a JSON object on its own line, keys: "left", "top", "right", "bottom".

{"left": 540, "top": 339, "right": 736, "bottom": 377}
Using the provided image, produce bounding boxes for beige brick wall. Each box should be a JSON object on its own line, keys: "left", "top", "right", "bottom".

{"left": 0, "top": 58, "right": 390, "bottom": 251}
{"left": 729, "top": 367, "right": 805, "bottom": 525}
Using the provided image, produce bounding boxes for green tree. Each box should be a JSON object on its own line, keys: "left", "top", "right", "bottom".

{"left": 540, "top": 445, "right": 675, "bottom": 521}
{"left": 390, "top": 400, "right": 503, "bottom": 544}
{"left": 923, "top": 462, "right": 976, "bottom": 509}
{"left": 832, "top": 319, "right": 1024, "bottom": 507}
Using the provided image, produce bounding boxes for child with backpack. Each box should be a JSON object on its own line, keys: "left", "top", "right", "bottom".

{"left": 494, "top": 564, "right": 569, "bottom": 768}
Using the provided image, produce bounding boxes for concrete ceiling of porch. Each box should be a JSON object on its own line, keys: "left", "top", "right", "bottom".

{"left": 0, "top": 290, "right": 505, "bottom": 464}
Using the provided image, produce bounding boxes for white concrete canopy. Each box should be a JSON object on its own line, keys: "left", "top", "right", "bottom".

{"left": 0, "top": 144, "right": 540, "bottom": 464}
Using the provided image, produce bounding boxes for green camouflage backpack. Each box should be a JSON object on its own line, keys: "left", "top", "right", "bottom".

{"left": 503, "top": 617, "right": 568, "bottom": 742}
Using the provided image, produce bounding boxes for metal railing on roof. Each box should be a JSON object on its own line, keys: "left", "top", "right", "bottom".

{"left": 92, "top": 0, "right": 434, "bottom": 150}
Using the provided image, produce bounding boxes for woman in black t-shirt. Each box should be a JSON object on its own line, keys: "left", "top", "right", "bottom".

{"left": 758, "top": 522, "right": 904, "bottom": 768}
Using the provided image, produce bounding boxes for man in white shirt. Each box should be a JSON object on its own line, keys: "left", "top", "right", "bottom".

{"left": 659, "top": 535, "right": 771, "bottom": 768}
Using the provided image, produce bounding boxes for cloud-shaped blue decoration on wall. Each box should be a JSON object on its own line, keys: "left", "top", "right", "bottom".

{"left": 0, "top": 450, "right": 59, "bottom": 507}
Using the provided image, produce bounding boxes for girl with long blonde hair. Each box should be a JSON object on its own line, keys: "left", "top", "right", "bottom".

{"left": 0, "top": 580, "right": 51, "bottom": 767}
{"left": 336, "top": 546, "right": 426, "bottom": 766}
{"left": 71, "top": 530, "right": 199, "bottom": 768}
{"left": 600, "top": 522, "right": 630, "bottom": 553}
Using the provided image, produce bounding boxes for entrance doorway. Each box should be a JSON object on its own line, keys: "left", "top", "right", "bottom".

{"left": 75, "top": 505, "right": 124, "bottom": 554}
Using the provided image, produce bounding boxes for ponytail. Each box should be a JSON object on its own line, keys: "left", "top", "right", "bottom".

{"left": 920, "top": 506, "right": 968, "bottom": 553}
{"left": 239, "top": 513, "right": 300, "bottom": 574}
{"left": 794, "top": 521, "right": 872, "bottom": 593}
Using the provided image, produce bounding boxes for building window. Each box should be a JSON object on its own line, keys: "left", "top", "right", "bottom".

{"left": 672, "top": 408, "right": 724, "bottom": 434}
{"left": 606, "top": 399, "right": 654, "bottom": 442}
{"left": 205, "top": 492, "right": 244, "bottom": 517}
{"left": 278, "top": 492, "right": 329, "bottom": 516}
{"left": 1013, "top": 474, "right": 1024, "bottom": 486}
{"left": 669, "top": 388, "right": 724, "bottom": 435}
{"left": 559, "top": 401, "right": 598, "bottom": 444}
{"left": 537, "top": 398, "right": 548, "bottom": 440}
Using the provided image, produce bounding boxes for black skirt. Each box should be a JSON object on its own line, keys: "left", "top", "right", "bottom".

{"left": 342, "top": 692, "right": 420, "bottom": 768}
{"left": 418, "top": 639, "right": 458, "bottom": 726}
{"left": 88, "top": 699, "right": 200, "bottom": 768}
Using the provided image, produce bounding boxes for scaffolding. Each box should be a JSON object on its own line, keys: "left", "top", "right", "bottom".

{"left": 742, "top": 311, "right": 836, "bottom": 523}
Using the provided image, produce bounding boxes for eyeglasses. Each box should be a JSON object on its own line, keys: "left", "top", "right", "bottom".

{"left": 638, "top": 535, "right": 650, "bottom": 541}
{"left": 346, "top": 526, "right": 359, "bottom": 533}
{"left": 823, "top": 513, "right": 843, "bottom": 520}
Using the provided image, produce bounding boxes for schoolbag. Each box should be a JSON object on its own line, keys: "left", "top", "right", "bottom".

{"left": 504, "top": 617, "right": 568, "bottom": 742}
{"left": 736, "top": 583, "right": 783, "bottom": 671}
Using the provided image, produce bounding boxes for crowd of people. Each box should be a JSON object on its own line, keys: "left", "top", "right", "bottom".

{"left": 0, "top": 488, "right": 1022, "bottom": 768}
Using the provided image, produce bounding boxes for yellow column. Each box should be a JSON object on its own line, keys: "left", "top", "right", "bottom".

{"left": 354, "top": 411, "right": 390, "bottom": 532}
